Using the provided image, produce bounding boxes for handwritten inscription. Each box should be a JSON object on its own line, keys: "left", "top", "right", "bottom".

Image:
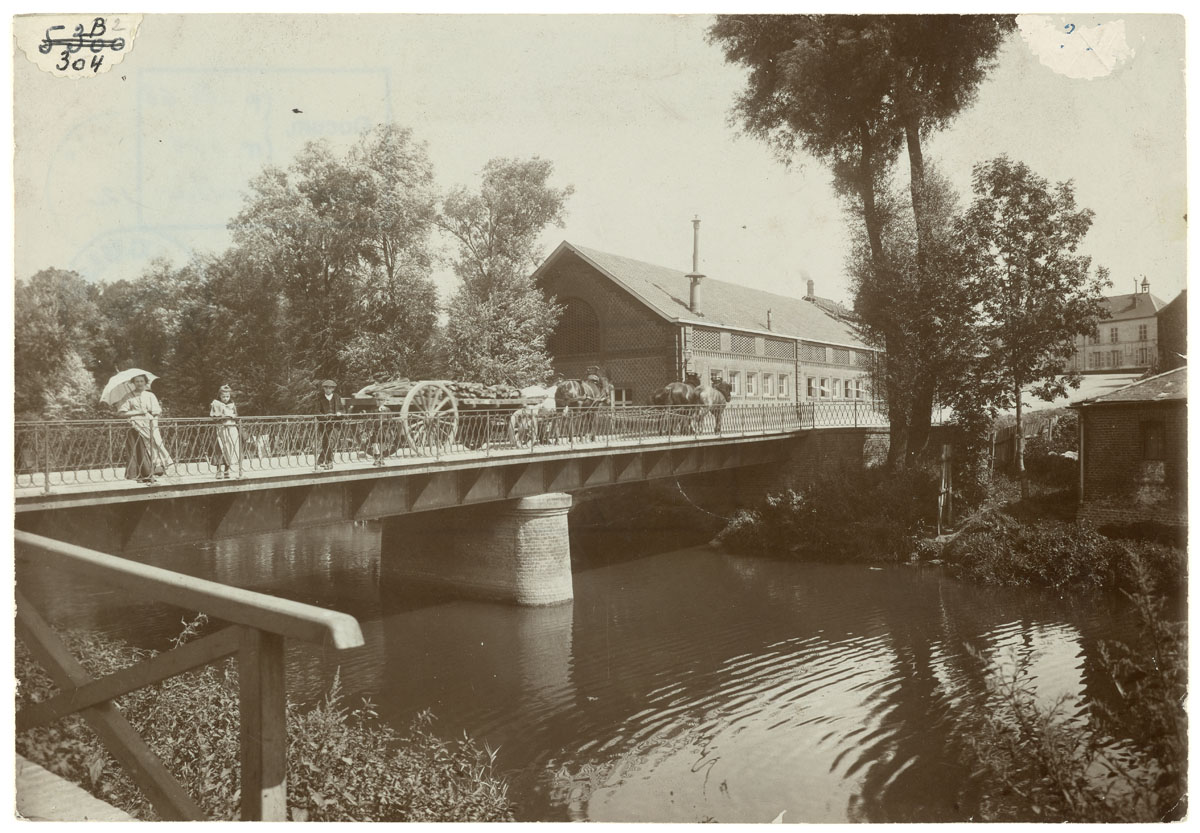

{"left": 40, "top": 18, "right": 126, "bottom": 73}
{"left": 15, "top": 14, "right": 141, "bottom": 78}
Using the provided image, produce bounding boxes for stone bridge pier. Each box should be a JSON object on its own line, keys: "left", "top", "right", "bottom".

{"left": 381, "top": 493, "right": 575, "bottom": 606}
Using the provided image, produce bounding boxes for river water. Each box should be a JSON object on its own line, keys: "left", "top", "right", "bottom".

{"left": 19, "top": 520, "right": 1141, "bottom": 823}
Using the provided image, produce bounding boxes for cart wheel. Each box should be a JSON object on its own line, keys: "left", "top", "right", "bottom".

{"left": 509, "top": 409, "right": 537, "bottom": 448}
{"left": 401, "top": 382, "right": 458, "bottom": 454}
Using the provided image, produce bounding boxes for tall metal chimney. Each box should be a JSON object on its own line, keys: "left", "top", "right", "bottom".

{"left": 687, "top": 215, "right": 705, "bottom": 315}
{"left": 806, "top": 278, "right": 815, "bottom": 299}
{"left": 767, "top": 308, "right": 772, "bottom": 330}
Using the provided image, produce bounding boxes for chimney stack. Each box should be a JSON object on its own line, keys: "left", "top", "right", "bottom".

{"left": 767, "top": 308, "right": 772, "bottom": 330}
{"left": 687, "top": 215, "right": 705, "bottom": 315}
{"left": 806, "top": 278, "right": 815, "bottom": 300}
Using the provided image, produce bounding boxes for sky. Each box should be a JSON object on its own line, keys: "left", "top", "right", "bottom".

{"left": 11, "top": 13, "right": 1188, "bottom": 307}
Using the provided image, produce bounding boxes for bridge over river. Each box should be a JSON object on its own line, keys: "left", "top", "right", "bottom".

{"left": 15, "top": 401, "right": 889, "bottom": 605}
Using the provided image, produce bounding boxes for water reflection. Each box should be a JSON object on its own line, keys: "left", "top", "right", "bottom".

{"left": 16, "top": 522, "right": 1133, "bottom": 823}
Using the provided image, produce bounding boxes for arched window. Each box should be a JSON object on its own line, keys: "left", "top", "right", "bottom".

{"left": 550, "top": 297, "right": 601, "bottom": 356}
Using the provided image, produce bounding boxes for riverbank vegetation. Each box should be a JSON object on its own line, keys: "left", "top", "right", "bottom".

{"left": 708, "top": 429, "right": 1186, "bottom": 823}
{"left": 953, "top": 555, "right": 1186, "bottom": 822}
{"left": 712, "top": 466, "right": 940, "bottom": 563}
{"left": 15, "top": 621, "right": 515, "bottom": 822}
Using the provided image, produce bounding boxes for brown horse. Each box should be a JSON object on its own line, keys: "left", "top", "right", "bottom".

{"left": 651, "top": 374, "right": 732, "bottom": 434}
{"left": 554, "top": 371, "right": 614, "bottom": 440}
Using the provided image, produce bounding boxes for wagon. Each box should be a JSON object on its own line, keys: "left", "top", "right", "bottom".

{"left": 350, "top": 379, "right": 547, "bottom": 454}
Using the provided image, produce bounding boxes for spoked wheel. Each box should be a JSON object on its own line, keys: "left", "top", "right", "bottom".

{"left": 401, "top": 382, "right": 459, "bottom": 454}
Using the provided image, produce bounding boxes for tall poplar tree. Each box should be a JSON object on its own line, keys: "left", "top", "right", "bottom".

{"left": 709, "top": 14, "right": 1015, "bottom": 464}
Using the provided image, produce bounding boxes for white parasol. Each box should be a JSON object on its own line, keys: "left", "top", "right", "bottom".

{"left": 101, "top": 368, "right": 159, "bottom": 406}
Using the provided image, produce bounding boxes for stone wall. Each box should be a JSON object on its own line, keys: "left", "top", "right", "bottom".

{"left": 381, "top": 493, "right": 574, "bottom": 605}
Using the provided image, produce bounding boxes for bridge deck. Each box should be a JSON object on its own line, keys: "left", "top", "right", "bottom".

{"left": 16, "top": 755, "right": 136, "bottom": 821}
{"left": 14, "top": 424, "right": 813, "bottom": 504}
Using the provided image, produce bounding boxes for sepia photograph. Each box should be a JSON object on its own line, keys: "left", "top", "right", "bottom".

{"left": 11, "top": 11, "right": 1188, "bottom": 823}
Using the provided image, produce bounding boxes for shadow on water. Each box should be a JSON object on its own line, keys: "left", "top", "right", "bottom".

{"left": 17, "top": 505, "right": 1149, "bottom": 823}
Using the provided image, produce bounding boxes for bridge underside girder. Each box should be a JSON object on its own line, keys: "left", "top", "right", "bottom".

{"left": 15, "top": 438, "right": 791, "bottom": 552}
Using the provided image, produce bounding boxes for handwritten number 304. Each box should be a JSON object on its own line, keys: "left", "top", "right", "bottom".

{"left": 57, "top": 50, "right": 104, "bottom": 73}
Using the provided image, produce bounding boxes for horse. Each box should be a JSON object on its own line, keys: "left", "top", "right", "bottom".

{"left": 651, "top": 376, "right": 701, "bottom": 434}
{"left": 651, "top": 374, "right": 732, "bottom": 434}
{"left": 554, "top": 372, "right": 614, "bottom": 441}
{"left": 698, "top": 378, "right": 733, "bottom": 432}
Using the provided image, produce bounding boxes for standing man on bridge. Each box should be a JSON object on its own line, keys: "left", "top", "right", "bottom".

{"left": 313, "top": 379, "right": 344, "bottom": 471}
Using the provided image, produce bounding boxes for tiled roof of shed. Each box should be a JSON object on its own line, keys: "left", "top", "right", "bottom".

{"left": 1104, "top": 291, "right": 1167, "bottom": 321}
{"left": 544, "top": 242, "right": 868, "bottom": 350}
{"left": 1080, "top": 367, "right": 1186, "bottom": 404}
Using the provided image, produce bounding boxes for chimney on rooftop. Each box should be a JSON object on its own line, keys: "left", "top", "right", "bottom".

{"left": 687, "top": 215, "right": 705, "bottom": 315}
{"left": 767, "top": 308, "right": 772, "bottom": 330}
{"left": 805, "top": 278, "right": 815, "bottom": 300}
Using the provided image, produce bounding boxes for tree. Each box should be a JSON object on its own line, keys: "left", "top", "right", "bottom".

{"left": 709, "top": 14, "right": 1015, "bottom": 465}
{"left": 14, "top": 268, "right": 105, "bottom": 416}
{"left": 957, "top": 156, "right": 1108, "bottom": 498}
{"left": 42, "top": 349, "right": 101, "bottom": 419}
{"left": 846, "top": 167, "right": 983, "bottom": 439}
{"left": 439, "top": 158, "right": 571, "bottom": 386}
{"left": 228, "top": 124, "right": 440, "bottom": 386}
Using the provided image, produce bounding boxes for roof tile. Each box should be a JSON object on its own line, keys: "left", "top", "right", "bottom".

{"left": 561, "top": 243, "right": 869, "bottom": 349}
{"left": 1085, "top": 367, "right": 1186, "bottom": 404}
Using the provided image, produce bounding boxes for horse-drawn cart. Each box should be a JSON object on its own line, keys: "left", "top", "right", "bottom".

{"left": 350, "top": 379, "right": 546, "bottom": 454}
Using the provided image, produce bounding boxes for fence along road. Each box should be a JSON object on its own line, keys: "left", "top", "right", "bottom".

{"left": 15, "top": 400, "right": 889, "bottom": 498}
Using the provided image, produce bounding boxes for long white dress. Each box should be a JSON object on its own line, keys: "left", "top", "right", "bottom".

{"left": 118, "top": 390, "right": 172, "bottom": 477}
{"left": 210, "top": 399, "right": 240, "bottom": 470}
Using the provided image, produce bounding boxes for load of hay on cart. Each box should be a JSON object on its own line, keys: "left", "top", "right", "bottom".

{"left": 349, "top": 379, "right": 549, "bottom": 454}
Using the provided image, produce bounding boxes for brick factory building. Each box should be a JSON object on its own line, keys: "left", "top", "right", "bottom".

{"left": 532, "top": 224, "right": 877, "bottom": 406}
{"left": 1071, "top": 367, "right": 1187, "bottom": 532}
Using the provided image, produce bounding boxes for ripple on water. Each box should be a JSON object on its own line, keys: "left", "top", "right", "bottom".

{"left": 20, "top": 533, "right": 1138, "bottom": 823}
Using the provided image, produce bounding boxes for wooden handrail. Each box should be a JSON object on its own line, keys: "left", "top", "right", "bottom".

{"left": 15, "top": 531, "right": 366, "bottom": 820}
{"left": 14, "top": 531, "right": 364, "bottom": 649}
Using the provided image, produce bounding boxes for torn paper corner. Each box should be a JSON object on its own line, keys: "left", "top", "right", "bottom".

{"left": 1017, "top": 14, "right": 1135, "bottom": 80}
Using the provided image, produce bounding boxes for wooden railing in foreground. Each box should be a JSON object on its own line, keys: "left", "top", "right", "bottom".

{"left": 14, "top": 530, "right": 365, "bottom": 821}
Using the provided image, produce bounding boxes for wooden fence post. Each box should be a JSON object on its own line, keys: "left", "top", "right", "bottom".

{"left": 239, "top": 629, "right": 287, "bottom": 821}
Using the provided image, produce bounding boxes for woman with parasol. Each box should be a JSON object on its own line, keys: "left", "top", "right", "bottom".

{"left": 104, "top": 369, "right": 169, "bottom": 484}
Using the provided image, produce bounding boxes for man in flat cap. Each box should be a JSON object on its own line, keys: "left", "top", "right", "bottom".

{"left": 313, "top": 379, "right": 344, "bottom": 470}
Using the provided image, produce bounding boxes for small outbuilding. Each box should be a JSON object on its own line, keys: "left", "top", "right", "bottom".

{"left": 1070, "top": 367, "right": 1186, "bottom": 531}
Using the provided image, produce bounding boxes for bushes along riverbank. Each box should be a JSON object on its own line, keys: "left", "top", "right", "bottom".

{"left": 708, "top": 459, "right": 1186, "bottom": 823}
{"left": 15, "top": 620, "right": 515, "bottom": 822}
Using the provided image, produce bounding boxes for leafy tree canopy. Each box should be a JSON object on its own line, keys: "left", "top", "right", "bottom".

{"left": 439, "top": 158, "right": 571, "bottom": 386}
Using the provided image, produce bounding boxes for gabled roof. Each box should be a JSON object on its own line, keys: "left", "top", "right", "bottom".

{"left": 805, "top": 294, "right": 856, "bottom": 322}
{"left": 535, "top": 242, "right": 869, "bottom": 350}
{"left": 1104, "top": 291, "right": 1167, "bottom": 322}
{"left": 1075, "top": 367, "right": 1186, "bottom": 406}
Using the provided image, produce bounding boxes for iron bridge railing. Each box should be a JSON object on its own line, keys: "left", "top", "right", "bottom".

{"left": 14, "top": 400, "right": 890, "bottom": 494}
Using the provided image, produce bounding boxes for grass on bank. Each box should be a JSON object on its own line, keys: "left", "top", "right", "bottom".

{"left": 15, "top": 619, "right": 515, "bottom": 822}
